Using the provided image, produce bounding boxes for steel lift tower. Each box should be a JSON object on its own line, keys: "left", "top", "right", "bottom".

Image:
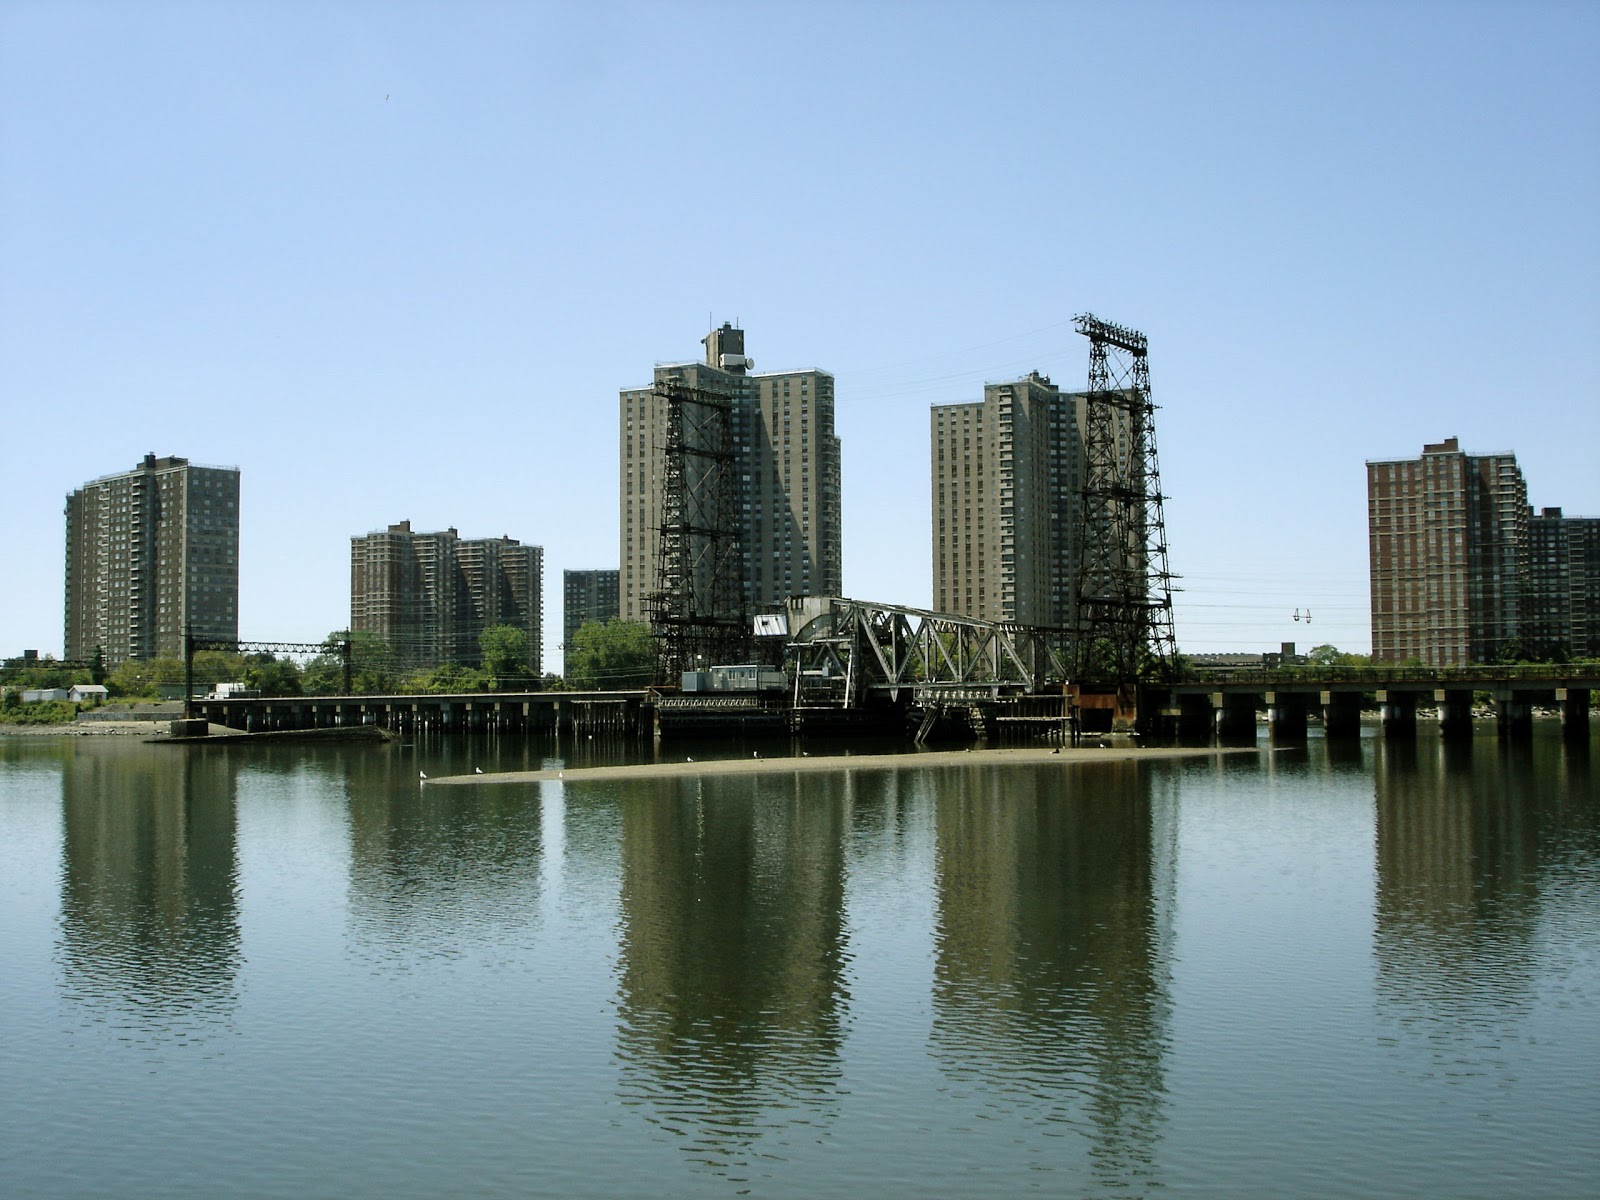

{"left": 646, "top": 378, "right": 749, "bottom": 683}
{"left": 1071, "top": 314, "right": 1179, "bottom": 692}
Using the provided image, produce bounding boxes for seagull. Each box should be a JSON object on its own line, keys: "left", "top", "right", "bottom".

{"left": 419, "top": 771, "right": 427, "bottom": 780}
{"left": 752, "top": 750, "right": 759, "bottom": 758}
{"left": 687, "top": 756, "right": 694, "bottom": 762}
{"left": 474, "top": 767, "right": 484, "bottom": 774}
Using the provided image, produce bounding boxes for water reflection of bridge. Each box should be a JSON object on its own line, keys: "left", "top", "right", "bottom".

{"left": 608, "top": 760, "right": 1174, "bottom": 1181}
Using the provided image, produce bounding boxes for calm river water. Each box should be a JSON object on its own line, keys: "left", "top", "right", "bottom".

{"left": 2, "top": 728, "right": 1596, "bottom": 1199}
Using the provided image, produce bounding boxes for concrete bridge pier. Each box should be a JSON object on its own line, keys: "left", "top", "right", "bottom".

{"left": 1176, "top": 692, "right": 1214, "bottom": 739}
{"left": 1434, "top": 689, "right": 1473, "bottom": 739}
{"left": 1558, "top": 688, "right": 1591, "bottom": 740}
{"left": 1377, "top": 690, "right": 1416, "bottom": 738}
{"left": 1321, "top": 691, "right": 1362, "bottom": 740}
{"left": 1493, "top": 689, "right": 1534, "bottom": 740}
{"left": 1266, "top": 691, "right": 1309, "bottom": 743}
{"left": 1213, "top": 691, "right": 1258, "bottom": 741}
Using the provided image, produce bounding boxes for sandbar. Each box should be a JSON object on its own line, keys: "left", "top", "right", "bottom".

{"left": 424, "top": 743, "right": 1254, "bottom": 786}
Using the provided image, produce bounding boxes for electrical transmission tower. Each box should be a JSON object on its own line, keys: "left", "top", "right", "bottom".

{"left": 1071, "top": 313, "right": 1179, "bottom": 686}
{"left": 647, "top": 377, "right": 749, "bottom": 683}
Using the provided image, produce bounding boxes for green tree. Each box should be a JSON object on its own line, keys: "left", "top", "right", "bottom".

{"left": 191, "top": 649, "right": 246, "bottom": 692}
{"left": 566, "top": 620, "right": 655, "bottom": 690}
{"left": 303, "top": 631, "right": 393, "bottom": 695}
{"left": 1308, "top": 644, "right": 1373, "bottom": 669}
{"left": 403, "top": 663, "right": 489, "bottom": 693}
{"left": 107, "top": 656, "right": 185, "bottom": 698}
{"left": 1308, "top": 644, "right": 1343, "bottom": 668}
{"left": 479, "top": 625, "right": 531, "bottom": 688}
{"left": 243, "top": 653, "right": 304, "bottom": 697}
{"left": 1, "top": 658, "right": 90, "bottom": 690}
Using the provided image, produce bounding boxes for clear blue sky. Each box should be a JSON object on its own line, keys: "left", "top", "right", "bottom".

{"left": 4, "top": 0, "right": 1597, "bottom": 670}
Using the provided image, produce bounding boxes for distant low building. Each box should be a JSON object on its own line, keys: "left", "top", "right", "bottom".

{"left": 68, "top": 684, "right": 109, "bottom": 703}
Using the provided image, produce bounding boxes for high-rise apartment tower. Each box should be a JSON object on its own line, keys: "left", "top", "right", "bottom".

{"left": 563, "top": 568, "right": 620, "bottom": 649}
{"left": 1367, "top": 437, "right": 1528, "bottom": 666}
{"left": 1525, "top": 507, "right": 1600, "bottom": 660}
{"left": 931, "top": 373, "right": 1084, "bottom": 626}
{"left": 351, "top": 521, "right": 543, "bottom": 675}
{"left": 619, "top": 323, "right": 843, "bottom": 624}
{"left": 64, "top": 454, "right": 240, "bottom": 665}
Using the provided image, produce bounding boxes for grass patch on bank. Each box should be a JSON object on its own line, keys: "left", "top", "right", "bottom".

{"left": 0, "top": 700, "right": 80, "bottom": 726}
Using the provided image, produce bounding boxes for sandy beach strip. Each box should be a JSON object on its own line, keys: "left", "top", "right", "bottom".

{"left": 425, "top": 743, "right": 1254, "bottom": 786}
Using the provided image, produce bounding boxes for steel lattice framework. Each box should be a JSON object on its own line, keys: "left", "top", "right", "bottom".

{"left": 786, "top": 596, "right": 1069, "bottom": 707}
{"left": 185, "top": 632, "right": 353, "bottom": 709}
{"left": 1071, "top": 314, "right": 1179, "bottom": 684}
{"left": 647, "top": 378, "right": 748, "bottom": 682}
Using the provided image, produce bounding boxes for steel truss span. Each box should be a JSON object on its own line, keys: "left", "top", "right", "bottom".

{"left": 786, "top": 596, "right": 1069, "bottom": 708}
{"left": 1071, "top": 313, "right": 1179, "bottom": 684}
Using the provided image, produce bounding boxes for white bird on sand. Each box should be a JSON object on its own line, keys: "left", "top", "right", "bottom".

{"left": 687, "top": 756, "right": 694, "bottom": 762}
{"left": 475, "top": 767, "right": 484, "bottom": 774}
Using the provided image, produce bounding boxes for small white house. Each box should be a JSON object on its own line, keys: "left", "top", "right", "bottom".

{"left": 69, "top": 685, "right": 109, "bottom": 703}
{"left": 21, "top": 688, "right": 70, "bottom": 703}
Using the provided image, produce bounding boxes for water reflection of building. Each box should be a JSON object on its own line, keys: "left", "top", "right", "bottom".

{"left": 342, "top": 749, "right": 546, "bottom": 954}
{"left": 614, "top": 772, "right": 849, "bottom": 1157}
{"left": 930, "top": 761, "right": 1170, "bottom": 1187}
{"left": 58, "top": 743, "right": 241, "bottom": 1030}
{"left": 1371, "top": 738, "right": 1593, "bottom": 1041}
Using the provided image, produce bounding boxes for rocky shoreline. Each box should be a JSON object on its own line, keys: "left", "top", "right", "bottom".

{"left": 0, "top": 719, "right": 183, "bottom": 738}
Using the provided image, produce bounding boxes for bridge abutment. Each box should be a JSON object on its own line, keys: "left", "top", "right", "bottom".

{"left": 1321, "top": 691, "right": 1362, "bottom": 739}
{"left": 1433, "top": 688, "right": 1474, "bottom": 739}
{"left": 1213, "top": 691, "right": 1258, "bottom": 741}
{"left": 1266, "top": 691, "right": 1310, "bottom": 743}
{"left": 1493, "top": 689, "right": 1534, "bottom": 740}
{"left": 1558, "top": 688, "right": 1591, "bottom": 740}
{"left": 1377, "top": 690, "right": 1417, "bottom": 738}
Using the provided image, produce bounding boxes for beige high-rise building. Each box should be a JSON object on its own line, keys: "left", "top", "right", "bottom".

{"left": 1367, "top": 437, "right": 1528, "bottom": 666}
{"left": 931, "top": 373, "right": 1083, "bottom": 626}
{"left": 64, "top": 454, "right": 240, "bottom": 665}
{"left": 619, "top": 323, "right": 842, "bottom": 623}
{"left": 351, "top": 521, "right": 543, "bottom": 675}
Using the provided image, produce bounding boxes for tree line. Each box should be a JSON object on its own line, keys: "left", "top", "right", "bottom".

{"left": 3, "top": 620, "right": 659, "bottom": 701}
